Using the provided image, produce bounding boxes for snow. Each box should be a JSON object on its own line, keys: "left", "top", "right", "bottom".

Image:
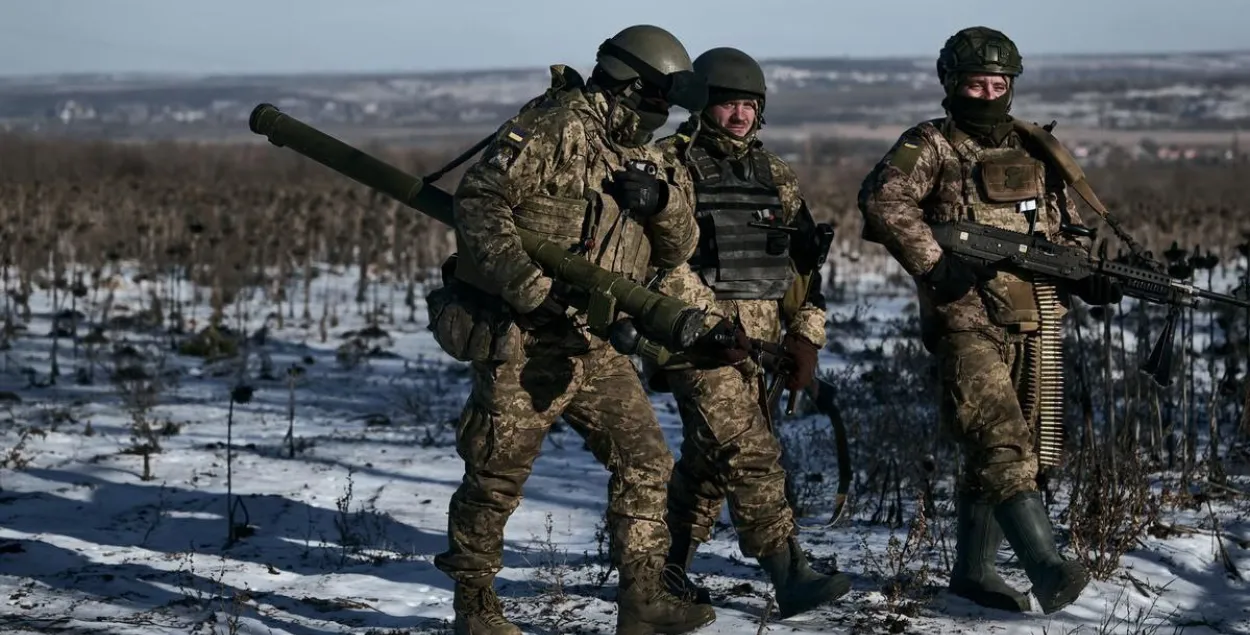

{"left": 0, "top": 256, "right": 1247, "bottom": 635}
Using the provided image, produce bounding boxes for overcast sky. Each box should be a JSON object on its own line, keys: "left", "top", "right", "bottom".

{"left": 2, "top": 0, "right": 1245, "bottom": 76}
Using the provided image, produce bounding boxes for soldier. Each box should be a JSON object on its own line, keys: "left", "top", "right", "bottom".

{"left": 646, "top": 47, "right": 851, "bottom": 619}
{"left": 431, "top": 24, "right": 739, "bottom": 635}
{"left": 857, "top": 27, "right": 1119, "bottom": 614}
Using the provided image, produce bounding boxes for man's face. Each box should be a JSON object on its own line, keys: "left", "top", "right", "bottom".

{"left": 707, "top": 99, "right": 758, "bottom": 137}
{"left": 957, "top": 73, "right": 1010, "bottom": 100}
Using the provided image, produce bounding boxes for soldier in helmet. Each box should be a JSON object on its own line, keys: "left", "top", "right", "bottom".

{"left": 858, "top": 26, "right": 1117, "bottom": 614}
{"left": 432, "top": 24, "right": 741, "bottom": 634}
{"left": 645, "top": 46, "right": 851, "bottom": 619}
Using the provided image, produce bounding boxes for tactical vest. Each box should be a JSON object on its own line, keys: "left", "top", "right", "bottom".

{"left": 928, "top": 124, "right": 1063, "bottom": 329}
{"left": 685, "top": 144, "right": 796, "bottom": 301}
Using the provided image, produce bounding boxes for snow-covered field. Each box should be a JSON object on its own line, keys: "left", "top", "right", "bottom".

{"left": 0, "top": 257, "right": 1247, "bottom": 635}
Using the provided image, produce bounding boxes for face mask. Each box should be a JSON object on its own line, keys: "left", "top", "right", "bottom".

{"left": 944, "top": 91, "right": 1013, "bottom": 144}
{"left": 634, "top": 106, "right": 670, "bottom": 134}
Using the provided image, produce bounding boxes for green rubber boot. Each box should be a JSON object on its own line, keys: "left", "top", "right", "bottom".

{"left": 994, "top": 491, "right": 1091, "bottom": 614}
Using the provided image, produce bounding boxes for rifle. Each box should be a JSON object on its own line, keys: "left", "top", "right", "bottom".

{"left": 931, "top": 220, "right": 1250, "bottom": 388}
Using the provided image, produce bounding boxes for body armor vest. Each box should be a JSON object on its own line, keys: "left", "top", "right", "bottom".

{"left": 685, "top": 143, "right": 795, "bottom": 301}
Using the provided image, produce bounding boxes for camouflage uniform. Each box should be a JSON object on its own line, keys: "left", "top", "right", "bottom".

{"left": 433, "top": 55, "right": 715, "bottom": 634}
{"left": 858, "top": 26, "right": 1093, "bottom": 616}
{"left": 652, "top": 127, "right": 824, "bottom": 557}
{"left": 858, "top": 117, "right": 1082, "bottom": 503}
{"left": 642, "top": 46, "right": 851, "bottom": 620}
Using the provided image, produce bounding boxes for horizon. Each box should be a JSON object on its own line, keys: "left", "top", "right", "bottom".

{"left": 3, "top": 46, "right": 1247, "bottom": 81}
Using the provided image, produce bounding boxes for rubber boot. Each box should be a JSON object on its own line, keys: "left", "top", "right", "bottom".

{"left": 662, "top": 528, "right": 711, "bottom": 605}
{"left": 453, "top": 582, "right": 522, "bottom": 635}
{"left": 994, "top": 491, "right": 1091, "bottom": 614}
{"left": 617, "top": 558, "right": 717, "bottom": 635}
{"left": 948, "top": 493, "right": 1031, "bottom": 612}
{"left": 756, "top": 536, "right": 852, "bottom": 619}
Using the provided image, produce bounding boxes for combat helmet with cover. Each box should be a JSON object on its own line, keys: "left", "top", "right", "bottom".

{"left": 936, "top": 26, "right": 1023, "bottom": 93}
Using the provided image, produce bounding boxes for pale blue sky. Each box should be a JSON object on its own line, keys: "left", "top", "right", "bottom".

{"left": 1, "top": 0, "right": 1245, "bottom": 76}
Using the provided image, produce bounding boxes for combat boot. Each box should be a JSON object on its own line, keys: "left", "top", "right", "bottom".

{"left": 617, "top": 559, "right": 717, "bottom": 635}
{"left": 662, "top": 528, "right": 711, "bottom": 605}
{"left": 994, "top": 491, "right": 1091, "bottom": 614}
{"left": 756, "top": 536, "right": 852, "bottom": 619}
{"left": 948, "top": 493, "right": 1031, "bottom": 612}
{"left": 453, "top": 582, "right": 521, "bottom": 635}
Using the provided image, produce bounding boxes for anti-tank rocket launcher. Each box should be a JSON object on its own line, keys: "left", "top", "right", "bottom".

{"left": 246, "top": 103, "right": 713, "bottom": 354}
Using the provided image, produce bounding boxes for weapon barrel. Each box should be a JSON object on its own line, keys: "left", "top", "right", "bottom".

{"left": 1196, "top": 287, "right": 1250, "bottom": 310}
{"left": 248, "top": 103, "right": 705, "bottom": 351}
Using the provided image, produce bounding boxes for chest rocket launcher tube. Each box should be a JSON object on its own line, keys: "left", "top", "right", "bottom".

{"left": 248, "top": 103, "right": 706, "bottom": 352}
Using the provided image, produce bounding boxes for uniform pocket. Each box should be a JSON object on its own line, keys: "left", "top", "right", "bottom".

{"left": 514, "top": 193, "right": 588, "bottom": 243}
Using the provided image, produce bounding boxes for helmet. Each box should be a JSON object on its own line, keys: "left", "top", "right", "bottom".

{"left": 693, "top": 47, "right": 766, "bottom": 98}
{"left": 597, "top": 24, "right": 694, "bottom": 80}
{"left": 936, "top": 26, "right": 1023, "bottom": 88}
{"left": 693, "top": 47, "right": 766, "bottom": 114}
{"left": 595, "top": 25, "right": 706, "bottom": 111}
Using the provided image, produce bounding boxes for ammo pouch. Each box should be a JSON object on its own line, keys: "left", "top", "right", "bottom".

{"left": 978, "top": 273, "right": 1041, "bottom": 332}
{"left": 976, "top": 155, "right": 1046, "bottom": 205}
{"left": 426, "top": 254, "right": 516, "bottom": 362}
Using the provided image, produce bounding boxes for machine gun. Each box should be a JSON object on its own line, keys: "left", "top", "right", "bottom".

{"left": 247, "top": 103, "right": 717, "bottom": 354}
{"left": 931, "top": 219, "right": 1250, "bottom": 387}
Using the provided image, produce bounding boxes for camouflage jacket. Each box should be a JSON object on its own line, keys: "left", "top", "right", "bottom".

{"left": 452, "top": 65, "right": 698, "bottom": 315}
{"left": 652, "top": 125, "right": 827, "bottom": 348}
{"left": 858, "top": 117, "right": 1087, "bottom": 342}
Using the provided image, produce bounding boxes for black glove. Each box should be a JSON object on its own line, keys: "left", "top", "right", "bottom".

{"left": 513, "top": 288, "right": 571, "bottom": 331}
{"left": 922, "top": 253, "right": 996, "bottom": 304}
{"left": 780, "top": 332, "right": 819, "bottom": 392}
{"left": 613, "top": 168, "right": 668, "bottom": 218}
{"left": 1070, "top": 273, "right": 1123, "bottom": 306}
{"left": 689, "top": 318, "right": 751, "bottom": 367}
{"left": 765, "top": 230, "right": 790, "bottom": 255}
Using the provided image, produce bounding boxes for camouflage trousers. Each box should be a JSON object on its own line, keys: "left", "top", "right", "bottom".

{"left": 433, "top": 326, "right": 674, "bottom": 586}
{"left": 936, "top": 329, "right": 1040, "bottom": 505}
{"left": 665, "top": 364, "right": 795, "bottom": 559}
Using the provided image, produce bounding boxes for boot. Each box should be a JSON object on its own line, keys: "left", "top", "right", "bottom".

{"left": 617, "top": 560, "right": 717, "bottom": 635}
{"left": 453, "top": 583, "right": 521, "bottom": 635}
{"left": 994, "top": 491, "right": 1091, "bottom": 614}
{"left": 662, "top": 528, "right": 711, "bottom": 605}
{"left": 948, "top": 493, "right": 1031, "bottom": 612}
{"left": 756, "top": 536, "right": 852, "bottom": 619}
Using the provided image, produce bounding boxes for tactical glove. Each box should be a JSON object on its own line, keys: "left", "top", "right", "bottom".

{"left": 613, "top": 168, "right": 668, "bottom": 218}
{"left": 690, "top": 318, "right": 751, "bottom": 367}
{"left": 923, "top": 253, "right": 996, "bottom": 304}
{"left": 781, "top": 332, "right": 819, "bottom": 392}
{"left": 1070, "top": 273, "right": 1123, "bottom": 306}
{"left": 513, "top": 285, "right": 574, "bottom": 330}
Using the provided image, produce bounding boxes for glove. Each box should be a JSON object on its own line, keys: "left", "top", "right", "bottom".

{"left": 922, "top": 253, "right": 996, "bottom": 304}
{"left": 513, "top": 291, "right": 570, "bottom": 330}
{"left": 765, "top": 230, "right": 790, "bottom": 255}
{"left": 689, "top": 318, "right": 751, "bottom": 367}
{"left": 781, "top": 332, "right": 819, "bottom": 392}
{"left": 1070, "top": 273, "right": 1123, "bottom": 306}
{"left": 613, "top": 167, "right": 668, "bottom": 218}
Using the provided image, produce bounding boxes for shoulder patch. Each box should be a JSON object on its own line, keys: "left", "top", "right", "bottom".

{"left": 484, "top": 124, "right": 531, "bottom": 172}
{"left": 503, "top": 125, "right": 529, "bottom": 146}
{"left": 888, "top": 137, "right": 924, "bottom": 176}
